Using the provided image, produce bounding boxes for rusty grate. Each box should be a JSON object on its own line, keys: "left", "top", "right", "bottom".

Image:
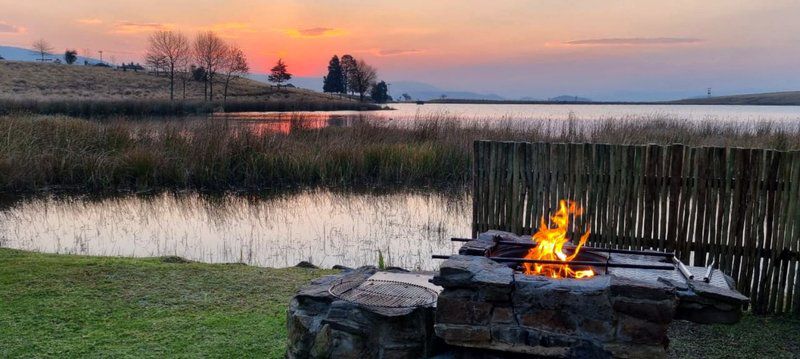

{"left": 328, "top": 277, "right": 438, "bottom": 309}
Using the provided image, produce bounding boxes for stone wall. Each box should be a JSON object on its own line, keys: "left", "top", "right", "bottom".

{"left": 431, "top": 255, "right": 678, "bottom": 358}
{"left": 287, "top": 267, "right": 440, "bottom": 359}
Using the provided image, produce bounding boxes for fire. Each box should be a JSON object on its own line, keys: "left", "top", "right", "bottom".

{"left": 522, "top": 200, "right": 595, "bottom": 279}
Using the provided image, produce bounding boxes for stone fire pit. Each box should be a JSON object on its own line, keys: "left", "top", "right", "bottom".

{"left": 287, "top": 231, "right": 749, "bottom": 359}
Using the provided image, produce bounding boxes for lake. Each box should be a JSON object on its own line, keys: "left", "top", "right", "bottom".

{"left": 3, "top": 103, "right": 800, "bottom": 269}
{"left": 213, "top": 103, "right": 800, "bottom": 134}
{"left": 0, "top": 189, "right": 469, "bottom": 270}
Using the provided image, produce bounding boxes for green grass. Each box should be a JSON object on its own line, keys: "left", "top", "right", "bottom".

{"left": 0, "top": 248, "right": 335, "bottom": 358}
{"left": 0, "top": 248, "right": 797, "bottom": 358}
{"left": 668, "top": 315, "right": 800, "bottom": 358}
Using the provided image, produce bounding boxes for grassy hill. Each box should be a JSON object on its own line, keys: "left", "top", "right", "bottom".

{"left": 671, "top": 91, "right": 800, "bottom": 106}
{"left": 0, "top": 60, "right": 346, "bottom": 103}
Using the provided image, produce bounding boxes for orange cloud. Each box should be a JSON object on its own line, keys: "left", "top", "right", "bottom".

{"left": 76, "top": 18, "right": 103, "bottom": 25}
{"left": 0, "top": 21, "right": 25, "bottom": 34}
{"left": 563, "top": 37, "right": 703, "bottom": 46}
{"left": 286, "top": 27, "right": 345, "bottom": 38}
{"left": 374, "top": 49, "right": 424, "bottom": 56}
{"left": 113, "top": 21, "right": 171, "bottom": 34}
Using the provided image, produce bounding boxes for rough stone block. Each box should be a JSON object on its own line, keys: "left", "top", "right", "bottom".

{"left": 434, "top": 324, "right": 492, "bottom": 344}
{"left": 490, "top": 324, "right": 528, "bottom": 345}
{"left": 519, "top": 309, "right": 577, "bottom": 334}
{"left": 490, "top": 306, "right": 515, "bottom": 324}
{"left": 612, "top": 297, "right": 676, "bottom": 324}
{"left": 610, "top": 275, "right": 676, "bottom": 301}
{"left": 436, "top": 295, "right": 493, "bottom": 325}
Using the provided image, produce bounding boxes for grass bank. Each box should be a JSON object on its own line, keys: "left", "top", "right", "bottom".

{"left": 1, "top": 114, "right": 799, "bottom": 192}
{"left": 1, "top": 248, "right": 797, "bottom": 358}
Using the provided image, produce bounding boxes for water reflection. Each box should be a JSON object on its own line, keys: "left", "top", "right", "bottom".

{"left": 0, "top": 189, "right": 470, "bottom": 270}
{"left": 211, "top": 112, "right": 368, "bottom": 134}
{"left": 210, "top": 103, "right": 800, "bottom": 134}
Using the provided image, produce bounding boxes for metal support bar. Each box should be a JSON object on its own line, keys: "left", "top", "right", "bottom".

{"left": 451, "top": 237, "right": 675, "bottom": 258}
{"left": 431, "top": 255, "right": 675, "bottom": 271}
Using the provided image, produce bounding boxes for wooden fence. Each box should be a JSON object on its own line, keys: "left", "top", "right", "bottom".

{"left": 472, "top": 140, "right": 800, "bottom": 315}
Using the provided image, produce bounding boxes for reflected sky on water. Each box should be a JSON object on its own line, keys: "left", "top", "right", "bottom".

{"left": 211, "top": 103, "right": 800, "bottom": 134}
{"left": 0, "top": 189, "right": 470, "bottom": 270}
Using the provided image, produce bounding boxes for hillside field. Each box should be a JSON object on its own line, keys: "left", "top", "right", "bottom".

{"left": 0, "top": 60, "right": 349, "bottom": 103}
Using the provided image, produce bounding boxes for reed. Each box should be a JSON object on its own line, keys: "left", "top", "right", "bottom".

{"left": 0, "top": 98, "right": 384, "bottom": 117}
{"left": 1, "top": 113, "right": 799, "bottom": 192}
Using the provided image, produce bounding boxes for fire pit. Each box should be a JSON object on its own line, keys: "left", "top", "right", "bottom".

{"left": 288, "top": 200, "right": 749, "bottom": 358}
{"left": 429, "top": 201, "right": 748, "bottom": 358}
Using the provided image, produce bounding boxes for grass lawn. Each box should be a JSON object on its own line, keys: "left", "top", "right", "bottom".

{"left": 1, "top": 248, "right": 797, "bottom": 358}
{"left": 0, "top": 248, "right": 335, "bottom": 358}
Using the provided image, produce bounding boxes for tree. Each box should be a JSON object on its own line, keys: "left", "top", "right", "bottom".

{"left": 349, "top": 59, "right": 377, "bottom": 102}
{"left": 322, "top": 55, "right": 344, "bottom": 94}
{"left": 221, "top": 44, "right": 249, "bottom": 104}
{"left": 339, "top": 54, "right": 356, "bottom": 95}
{"left": 401, "top": 93, "right": 412, "bottom": 101}
{"left": 31, "top": 39, "right": 53, "bottom": 62}
{"left": 64, "top": 49, "right": 78, "bottom": 65}
{"left": 370, "top": 81, "right": 391, "bottom": 103}
{"left": 145, "top": 52, "right": 167, "bottom": 75}
{"left": 193, "top": 31, "right": 228, "bottom": 101}
{"left": 268, "top": 58, "right": 292, "bottom": 88}
{"left": 147, "top": 30, "right": 190, "bottom": 100}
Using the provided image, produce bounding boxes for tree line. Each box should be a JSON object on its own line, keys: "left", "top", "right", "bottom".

{"left": 322, "top": 55, "right": 390, "bottom": 103}
{"left": 144, "top": 30, "right": 250, "bottom": 102}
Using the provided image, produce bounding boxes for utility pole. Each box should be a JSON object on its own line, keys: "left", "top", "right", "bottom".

{"left": 98, "top": 50, "right": 103, "bottom": 64}
{"left": 707, "top": 88, "right": 712, "bottom": 98}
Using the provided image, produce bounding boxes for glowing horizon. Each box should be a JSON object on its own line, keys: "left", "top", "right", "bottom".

{"left": 1, "top": 0, "right": 799, "bottom": 100}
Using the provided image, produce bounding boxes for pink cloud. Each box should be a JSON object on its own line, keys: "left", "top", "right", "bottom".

{"left": 564, "top": 37, "right": 703, "bottom": 46}
{"left": 113, "top": 21, "right": 171, "bottom": 34}
{"left": 374, "top": 49, "right": 424, "bottom": 56}
{"left": 0, "top": 21, "right": 24, "bottom": 34}
{"left": 286, "top": 27, "right": 345, "bottom": 38}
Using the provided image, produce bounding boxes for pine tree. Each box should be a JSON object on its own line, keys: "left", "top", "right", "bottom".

{"left": 322, "top": 55, "right": 344, "bottom": 93}
{"left": 340, "top": 54, "right": 356, "bottom": 95}
{"left": 370, "top": 81, "right": 391, "bottom": 103}
{"left": 268, "top": 58, "right": 292, "bottom": 89}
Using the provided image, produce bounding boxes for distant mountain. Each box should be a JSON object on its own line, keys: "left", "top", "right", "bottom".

{"left": 245, "top": 76, "right": 506, "bottom": 101}
{"left": 0, "top": 45, "right": 102, "bottom": 64}
{"left": 387, "top": 81, "right": 504, "bottom": 101}
{"left": 549, "top": 95, "right": 592, "bottom": 102}
{"left": 670, "top": 91, "right": 800, "bottom": 106}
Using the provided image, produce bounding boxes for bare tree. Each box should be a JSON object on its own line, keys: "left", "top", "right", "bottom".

{"left": 31, "top": 39, "right": 53, "bottom": 62}
{"left": 145, "top": 52, "right": 167, "bottom": 75}
{"left": 146, "top": 30, "right": 190, "bottom": 100}
{"left": 220, "top": 45, "right": 250, "bottom": 104}
{"left": 193, "top": 31, "right": 228, "bottom": 101}
{"left": 349, "top": 59, "right": 377, "bottom": 102}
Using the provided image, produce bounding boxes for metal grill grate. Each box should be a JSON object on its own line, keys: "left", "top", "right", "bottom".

{"left": 328, "top": 278, "right": 438, "bottom": 309}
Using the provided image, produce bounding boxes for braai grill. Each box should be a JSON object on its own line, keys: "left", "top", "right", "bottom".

{"left": 435, "top": 236, "right": 678, "bottom": 272}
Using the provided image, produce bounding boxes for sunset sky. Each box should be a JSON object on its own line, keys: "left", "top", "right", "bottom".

{"left": 1, "top": 0, "right": 799, "bottom": 100}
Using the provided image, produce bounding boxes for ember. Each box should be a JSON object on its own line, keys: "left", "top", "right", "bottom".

{"left": 523, "top": 199, "right": 594, "bottom": 279}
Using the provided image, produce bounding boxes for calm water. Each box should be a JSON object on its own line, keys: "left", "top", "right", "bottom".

{"left": 212, "top": 103, "right": 800, "bottom": 133}
{"left": 0, "top": 190, "right": 469, "bottom": 270}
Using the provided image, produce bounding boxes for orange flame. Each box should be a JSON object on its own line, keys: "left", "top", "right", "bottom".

{"left": 522, "top": 200, "right": 595, "bottom": 279}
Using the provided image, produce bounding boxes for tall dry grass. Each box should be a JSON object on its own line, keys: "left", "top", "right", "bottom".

{"left": 0, "top": 98, "right": 385, "bottom": 117}
{"left": 1, "top": 113, "right": 798, "bottom": 192}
